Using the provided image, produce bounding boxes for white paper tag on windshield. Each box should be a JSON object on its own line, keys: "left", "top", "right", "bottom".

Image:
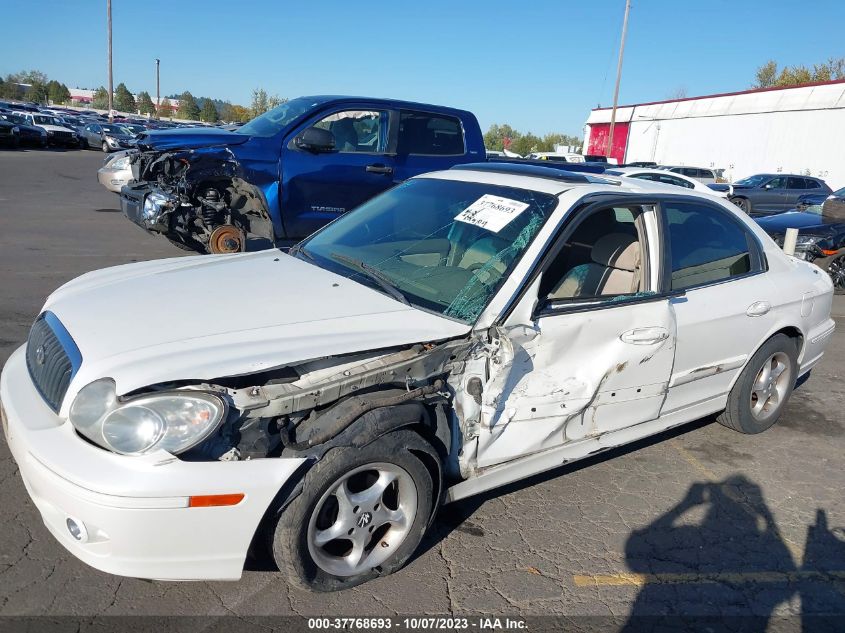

{"left": 454, "top": 194, "right": 530, "bottom": 233}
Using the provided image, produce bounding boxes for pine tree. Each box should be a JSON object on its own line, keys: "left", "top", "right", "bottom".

{"left": 114, "top": 83, "right": 136, "bottom": 112}
{"left": 137, "top": 91, "right": 156, "bottom": 115}
{"left": 200, "top": 99, "right": 218, "bottom": 122}
{"left": 177, "top": 91, "right": 201, "bottom": 120}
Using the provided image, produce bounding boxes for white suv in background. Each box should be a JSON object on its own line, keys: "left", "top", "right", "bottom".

{"left": 661, "top": 166, "right": 718, "bottom": 184}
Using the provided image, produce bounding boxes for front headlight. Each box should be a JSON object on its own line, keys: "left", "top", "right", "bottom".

{"left": 47, "top": 130, "right": 55, "bottom": 136}
{"left": 794, "top": 235, "right": 823, "bottom": 250}
{"left": 69, "top": 379, "right": 226, "bottom": 455}
{"left": 106, "top": 136, "right": 119, "bottom": 146}
{"left": 142, "top": 191, "right": 172, "bottom": 221}
{"left": 12, "top": 127, "right": 19, "bottom": 134}
{"left": 110, "top": 155, "right": 130, "bottom": 170}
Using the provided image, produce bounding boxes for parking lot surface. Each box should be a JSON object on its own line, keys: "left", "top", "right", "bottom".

{"left": 1, "top": 150, "right": 844, "bottom": 627}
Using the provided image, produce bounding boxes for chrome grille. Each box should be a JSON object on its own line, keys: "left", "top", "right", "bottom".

{"left": 26, "top": 313, "right": 80, "bottom": 412}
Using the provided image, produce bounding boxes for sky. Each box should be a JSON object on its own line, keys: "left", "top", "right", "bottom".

{"left": 2, "top": 0, "right": 845, "bottom": 137}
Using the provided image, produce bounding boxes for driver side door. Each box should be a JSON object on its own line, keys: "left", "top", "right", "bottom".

{"left": 475, "top": 201, "right": 678, "bottom": 468}
{"left": 280, "top": 107, "right": 396, "bottom": 238}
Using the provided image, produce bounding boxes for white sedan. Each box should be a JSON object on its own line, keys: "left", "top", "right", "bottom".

{"left": 0, "top": 163, "right": 835, "bottom": 590}
{"left": 606, "top": 166, "right": 728, "bottom": 197}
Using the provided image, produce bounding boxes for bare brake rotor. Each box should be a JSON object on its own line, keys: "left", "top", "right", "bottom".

{"left": 208, "top": 225, "right": 245, "bottom": 254}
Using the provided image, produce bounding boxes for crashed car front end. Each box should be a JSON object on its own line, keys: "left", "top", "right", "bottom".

{"left": 121, "top": 142, "right": 276, "bottom": 254}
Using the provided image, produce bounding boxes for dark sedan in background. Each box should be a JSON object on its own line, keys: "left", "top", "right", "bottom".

{"left": 0, "top": 113, "right": 48, "bottom": 147}
{"left": 0, "top": 119, "right": 20, "bottom": 148}
{"left": 709, "top": 174, "right": 832, "bottom": 214}
{"left": 755, "top": 203, "right": 845, "bottom": 291}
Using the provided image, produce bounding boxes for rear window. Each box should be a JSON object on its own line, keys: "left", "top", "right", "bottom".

{"left": 398, "top": 111, "right": 464, "bottom": 155}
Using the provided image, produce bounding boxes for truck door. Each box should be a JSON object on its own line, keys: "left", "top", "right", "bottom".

{"left": 280, "top": 108, "right": 396, "bottom": 239}
{"left": 391, "top": 109, "right": 479, "bottom": 183}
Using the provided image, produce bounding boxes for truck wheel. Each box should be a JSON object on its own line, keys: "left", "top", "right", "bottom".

{"left": 272, "top": 431, "right": 436, "bottom": 591}
{"left": 717, "top": 334, "right": 797, "bottom": 434}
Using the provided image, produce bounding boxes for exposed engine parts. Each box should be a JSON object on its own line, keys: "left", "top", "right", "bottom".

{"left": 126, "top": 148, "right": 273, "bottom": 254}
{"left": 179, "top": 339, "right": 475, "bottom": 472}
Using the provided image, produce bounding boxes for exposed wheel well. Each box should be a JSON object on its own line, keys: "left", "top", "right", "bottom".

{"left": 772, "top": 326, "right": 804, "bottom": 358}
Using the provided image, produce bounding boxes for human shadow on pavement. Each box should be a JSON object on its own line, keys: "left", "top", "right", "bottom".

{"left": 619, "top": 475, "right": 845, "bottom": 632}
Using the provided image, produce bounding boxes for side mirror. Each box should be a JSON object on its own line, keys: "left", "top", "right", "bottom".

{"left": 295, "top": 127, "right": 336, "bottom": 153}
{"left": 763, "top": 183, "right": 774, "bottom": 190}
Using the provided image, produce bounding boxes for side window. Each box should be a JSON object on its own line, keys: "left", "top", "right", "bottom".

{"left": 541, "top": 206, "right": 645, "bottom": 301}
{"left": 804, "top": 178, "right": 821, "bottom": 189}
{"left": 766, "top": 177, "right": 787, "bottom": 189}
{"left": 313, "top": 110, "right": 386, "bottom": 153}
{"left": 662, "top": 202, "right": 758, "bottom": 290}
{"left": 787, "top": 177, "right": 806, "bottom": 189}
{"left": 398, "top": 111, "right": 464, "bottom": 155}
{"left": 662, "top": 174, "right": 694, "bottom": 189}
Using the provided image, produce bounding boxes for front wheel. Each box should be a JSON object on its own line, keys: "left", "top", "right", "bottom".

{"left": 717, "top": 334, "right": 798, "bottom": 434}
{"left": 101, "top": 141, "right": 109, "bottom": 153}
{"left": 826, "top": 253, "right": 845, "bottom": 294}
{"left": 731, "top": 197, "right": 751, "bottom": 213}
{"left": 272, "top": 431, "right": 436, "bottom": 591}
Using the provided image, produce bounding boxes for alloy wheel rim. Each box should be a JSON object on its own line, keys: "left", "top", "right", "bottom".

{"left": 306, "top": 462, "right": 417, "bottom": 577}
{"left": 829, "top": 255, "right": 845, "bottom": 290}
{"left": 749, "top": 352, "right": 792, "bottom": 422}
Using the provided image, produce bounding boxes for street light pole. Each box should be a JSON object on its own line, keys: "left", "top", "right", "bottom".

{"left": 155, "top": 58, "right": 160, "bottom": 119}
{"left": 107, "top": 0, "right": 113, "bottom": 122}
{"left": 606, "top": 0, "right": 631, "bottom": 159}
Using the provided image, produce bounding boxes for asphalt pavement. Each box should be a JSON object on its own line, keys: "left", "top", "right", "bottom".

{"left": 1, "top": 149, "right": 844, "bottom": 630}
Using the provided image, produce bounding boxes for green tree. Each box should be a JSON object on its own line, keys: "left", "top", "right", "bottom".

{"left": 200, "top": 99, "right": 218, "bottom": 122}
{"left": 92, "top": 86, "right": 110, "bottom": 110}
{"left": 7, "top": 70, "right": 49, "bottom": 85}
{"left": 158, "top": 97, "right": 174, "bottom": 118}
{"left": 753, "top": 57, "right": 845, "bottom": 88}
{"left": 47, "top": 80, "right": 71, "bottom": 104}
{"left": 113, "top": 83, "right": 136, "bottom": 112}
{"left": 137, "top": 91, "right": 156, "bottom": 115}
{"left": 250, "top": 88, "right": 269, "bottom": 117}
{"left": 27, "top": 81, "right": 48, "bottom": 104}
{"left": 177, "top": 91, "right": 201, "bottom": 120}
{"left": 267, "top": 94, "right": 286, "bottom": 110}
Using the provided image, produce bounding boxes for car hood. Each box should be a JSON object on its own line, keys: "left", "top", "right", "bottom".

{"left": 43, "top": 250, "right": 470, "bottom": 402}
{"left": 39, "top": 124, "right": 77, "bottom": 134}
{"left": 754, "top": 211, "right": 842, "bottom": 234}
{"left": 135, "top": 127, "right": 251, "bottom": 151}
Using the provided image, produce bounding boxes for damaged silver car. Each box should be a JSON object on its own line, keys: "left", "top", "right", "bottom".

{"left": 1, "top": 164, "right": 835, "bottom": 590}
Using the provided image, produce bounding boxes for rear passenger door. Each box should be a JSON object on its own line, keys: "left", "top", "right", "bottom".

{"left": 281, "top": 107, "right": 395, "bottom": 238}
{"left": 784, "top": 177, "right": 809, "bottom": 208}
{"left": 391, "top": 110, "right": 469, "bottom": 183}
{"left": 659, "top": 199, "right": 775, "bottom": 415}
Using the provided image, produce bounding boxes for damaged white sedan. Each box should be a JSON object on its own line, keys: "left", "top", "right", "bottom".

{"left": 0, "top": 163, "right": 835, "bottom": 591}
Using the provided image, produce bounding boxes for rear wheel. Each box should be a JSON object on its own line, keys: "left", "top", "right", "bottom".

{"left": 272, "top": 431, "right": 436, "bottom": 591}
{"left": 717, "top": 334, "right": 797, "bottom": 434}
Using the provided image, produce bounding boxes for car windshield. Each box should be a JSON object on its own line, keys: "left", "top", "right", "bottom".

{"left": 33, "top": 115, "right": 56, "bottom": 125}
{"left": 101, "top": 124, "right": 125, "bottom": 134}
{"left": 237, "top": 97, "right": 321, "bottom": 137}
{"left": 298, "top": 178, "right": 558, "bottom": 324}
{"left": 735, "top": 175, "right": 769, "bottom": 187}
{"left": 832, "top": 186, "right": 845, "bottom": 197}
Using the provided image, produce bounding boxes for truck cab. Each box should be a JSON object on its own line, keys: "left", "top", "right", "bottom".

{"left": 120, "top": 96, "right": 486, "bottom": 253}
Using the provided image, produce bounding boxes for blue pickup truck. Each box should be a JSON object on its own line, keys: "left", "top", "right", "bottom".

{"left": 120, "top": 96, "right": 488, "bottom": 253}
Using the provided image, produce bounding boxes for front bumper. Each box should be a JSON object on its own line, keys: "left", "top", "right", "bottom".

{"left": 1, "top": 345, "right": 306, "bottom": 580}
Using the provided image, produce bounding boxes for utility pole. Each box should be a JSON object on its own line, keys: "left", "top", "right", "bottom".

{"left": 155, "top": 58, "right": 160, "bottom": 119}
{"left": 606, "top": 0, "right": 631, "bottom": 159}
{"left": 107, "top": 0, "right": 113, "bottom": 122}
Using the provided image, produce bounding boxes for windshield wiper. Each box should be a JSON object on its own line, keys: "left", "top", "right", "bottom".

{"left": 329, "top": 253, "right": 411, "bottom": 306}
{"left": 287, "top": 243, "right": 313, "bottom": 260}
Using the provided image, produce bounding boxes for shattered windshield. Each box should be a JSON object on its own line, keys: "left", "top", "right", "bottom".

{"left": 299, "top": 178, "right": 558, "bottom": 323}
{"left": 237, "top": 97, "right": 319, "bottom": 138}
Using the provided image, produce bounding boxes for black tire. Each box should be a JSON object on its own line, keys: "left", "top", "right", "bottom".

{"left": 166, "top": 237, "right": 198, "bottom": 252}
{"left": 272, "top": 430, "right": 437, "bottom": 591}
{"left": 717, "top": 334, "right": 798, "bottom": 434}
{"left": 731, "top": 197, "right": 751, "bottom": 213}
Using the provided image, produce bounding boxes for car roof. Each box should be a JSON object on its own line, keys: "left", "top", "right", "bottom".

{"left": 297, "top": 95, "right": 476, "bottom": 117}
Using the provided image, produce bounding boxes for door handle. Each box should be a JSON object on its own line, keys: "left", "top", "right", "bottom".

{"left": 620, "top": 327, "right": 669, "bottom": 345}
{"left": 746, "top": 301, "right": 771, "bottom": 317}
{"left": 366, "top": 164, "right": 393, "bottom": 175}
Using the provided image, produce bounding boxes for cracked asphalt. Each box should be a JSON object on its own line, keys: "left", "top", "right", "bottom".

{"left": 1, "top": 149, "right": 844, "bottom": 627}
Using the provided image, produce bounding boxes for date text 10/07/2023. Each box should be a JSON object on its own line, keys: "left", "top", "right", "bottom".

{"left": 307, "top": 617, "right": 528, "bottom": 630}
